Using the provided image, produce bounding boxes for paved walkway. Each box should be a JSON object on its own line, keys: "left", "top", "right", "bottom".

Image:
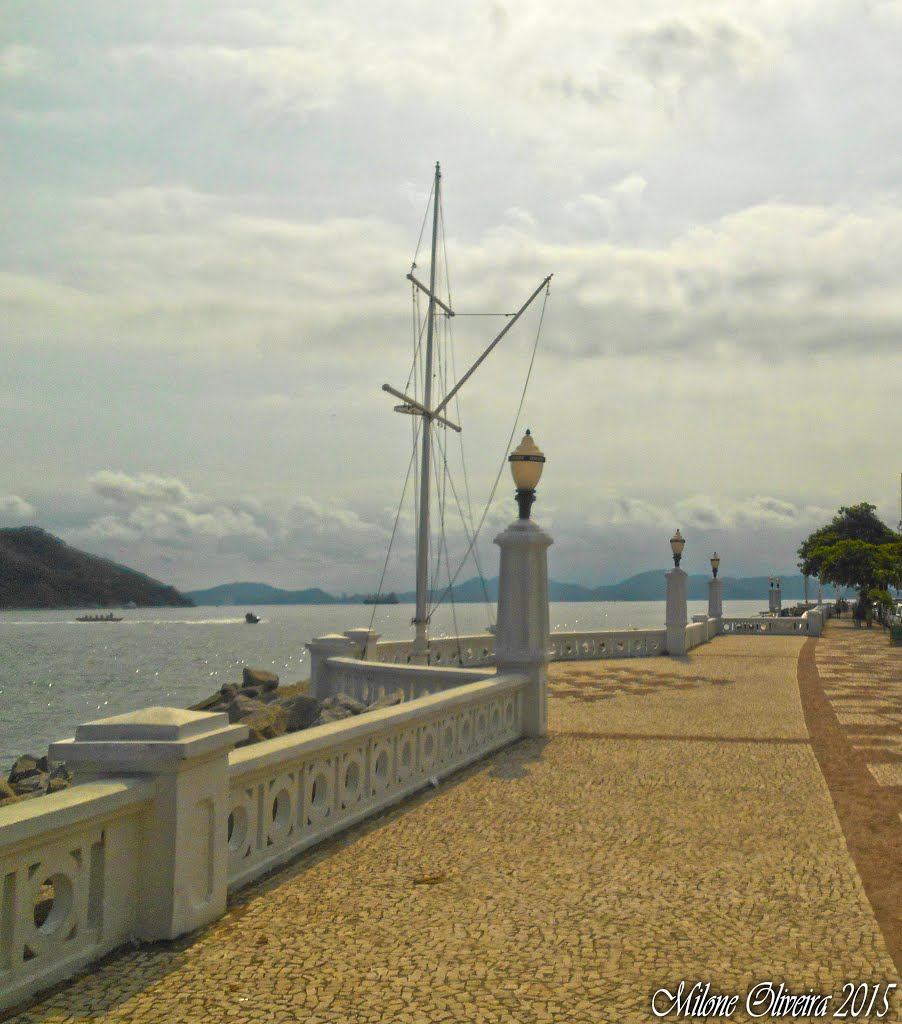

{"left": 6, "top": 622, "right": 901, "bottom": 1023}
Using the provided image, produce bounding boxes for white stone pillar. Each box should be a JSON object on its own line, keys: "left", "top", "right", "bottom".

{"left": 305, "top": 633, "right": 358, "bottom": 697}
{"left": 665, "top": 567, "right": 688, "bottom": 656}
{"left": 775, "top": 578, "right": 783, "bottom": 612}
{"left": 494, "top": 518, "right": 553, "bottom": 738}
{"left": 708, "top": 576, "right": 723, "bottom": 619}
{"left": 50, "top": 708, "right": 247, "bottom": 941}
{"left": 343, "top": 628, "right": 381, "bottom": 660}
{"left": 804, "top": 608, "right": 824, "bottom": 636}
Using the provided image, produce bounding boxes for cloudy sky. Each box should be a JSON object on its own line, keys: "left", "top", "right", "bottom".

{"left": 2, "top": 0, "right": 901, "bottom": 594}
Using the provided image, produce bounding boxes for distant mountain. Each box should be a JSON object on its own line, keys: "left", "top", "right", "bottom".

{"left": 187, "top": 572, "right": 813, "bottom": 606}
{"left": 0, "top": 527, "right": 193, "bottom": 609}
{"left": 186, "top": 582, "right": 340, "bottom": 606}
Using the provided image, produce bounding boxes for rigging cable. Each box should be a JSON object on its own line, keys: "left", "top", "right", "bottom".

{"left": 429, "top": 423, "right": 465, "bottom": 664}
{"left": 429, "top": 279, "right": 551, "bottom": 618}
{"left": 409, "top": 177, "right": 435, "bottom": 274}
{"left": 437, "top": 199, "right": 494, "bottom": 624}
{"left": 366, "top": 425, "right": 422, "bottom": 637}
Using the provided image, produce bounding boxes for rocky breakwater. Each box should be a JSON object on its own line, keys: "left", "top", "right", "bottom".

{"left": 190, "top": 667, "right": 404, "bottom": 746}
{"left": 1, "top": 755, "right": 73, "bottom": 807}
{"left": 0, "top": 668, "right": 402, "bottom": 809}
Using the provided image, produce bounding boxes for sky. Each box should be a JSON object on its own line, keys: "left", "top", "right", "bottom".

{"left": 2, "top": 0, "right": 901, "bottom": 594}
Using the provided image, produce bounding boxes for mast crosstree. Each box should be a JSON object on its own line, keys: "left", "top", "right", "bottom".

{"left": 382, "top": 162, "right": 552, "bottom": 660}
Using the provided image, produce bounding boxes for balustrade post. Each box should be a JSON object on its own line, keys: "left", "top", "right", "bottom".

{"left": 708, "top": 576, "right": 723, "bottom": 621}
{"left": 343, "top": 628, "right": 381, "bottom": 660}
{"left": 665, "top": 568, "right": 689, "bottom": 656}
{"left": 803, "top": 608, "right": 824, "bottom": 636}
{"left": 305, "top": 634, "right": 358, "bottom": 698}
{"left": 494, "top": 519, "right": 553, "bottom": 737}
{"left": 50, "top": 708, "right": 247, "bottom": 941}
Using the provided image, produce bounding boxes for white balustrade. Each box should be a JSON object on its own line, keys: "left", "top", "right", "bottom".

{"left": 0, "top": 779, "right": 154, "bottom": 1011}
{"left": 374, "top": 634, "right": 496, "bottom": 667}
{"left": 225, "top": 673, "right": 527, "bottom": 891}
{"left": 720, "top": 617, "right": 809, "bottom": 635}
{"left": 548, "top": 629, "right": 667, "bottom": 660}
{"left": 318, "top": 657, "right": 492, "bottom": 703}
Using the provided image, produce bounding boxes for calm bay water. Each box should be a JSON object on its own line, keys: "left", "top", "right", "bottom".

{"left": 0, "top": 599, "right": 766, "bottom": 770}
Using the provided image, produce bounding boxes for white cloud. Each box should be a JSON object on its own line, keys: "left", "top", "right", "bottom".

{"left": 624, "top": 17, "right": 770, "bottom": 88}
{"left": 89, "top": 471, "right": 195, "bottom": 505}
{"left": 27, "top": 189, "right": 898, "bottom": 364}
{"left": 674, "top": 494, "right": 825, "bottom": 531}
{"left": 0, "top": 495, "right": 36, "bottom": 523}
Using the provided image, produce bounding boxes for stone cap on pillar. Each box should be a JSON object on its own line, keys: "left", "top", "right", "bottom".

{"left": 343, "top": 628, "right": 381, "bottom": 656}
{"left": 493, "top": 517, "right": 554, "bottom": 548}
{"left": 306, "top": 633, "right": 358, "bottom": 654}
{"left": 50, "top": 706, "right": 249, "bottom": 773}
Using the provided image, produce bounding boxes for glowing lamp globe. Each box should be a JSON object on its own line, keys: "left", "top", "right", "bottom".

{"left": 670, "top": 529, "right": 685, "bottom": 568}
{"left": 509, "top": 430, "right": 545, "bottom": 519}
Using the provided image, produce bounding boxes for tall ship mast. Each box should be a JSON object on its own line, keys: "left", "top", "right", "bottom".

{"left": 380, "top": 162, "right": 552, "bottom": 662}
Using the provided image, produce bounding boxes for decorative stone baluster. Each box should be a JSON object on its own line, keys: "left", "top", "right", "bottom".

{"left": 50, "top": 708, "right": 247, "bottom": 941}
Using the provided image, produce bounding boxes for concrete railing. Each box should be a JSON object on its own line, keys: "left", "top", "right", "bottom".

{"left": 0, "top": 672, "right": 529, "bottom": 1013}
{"left": 685, "top": 620, "right": 708, "bottom": 650}
{"left": 548, "top": 628, "right": 666, "bottom": 660}
{"left": 307, "top": 603, "right": 837, "bottom": 697}
{"left": 225, "top": 672, "right": 527, "bottom": 892}
{"left": 374, "top": 634, "right": 496, "bottom": 668}
{"left": 316, "top": 657, "right": 493, "bottom": 703}
{"left": 720, "top": 616, "right": 809, "bottom": 635}
{"left": 720, "top": 606, "right": 831, "bottom": 637}
{"left": 0, "top": 778, "right": 154, "bottom": 1010}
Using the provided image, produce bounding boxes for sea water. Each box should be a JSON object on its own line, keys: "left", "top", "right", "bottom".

{"left": 0, "top": 599, "right": 767, "bottom": 770}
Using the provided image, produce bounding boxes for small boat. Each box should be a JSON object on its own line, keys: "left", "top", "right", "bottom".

{"left": 245, "top": 612, "right": 260, "bottom": 624}
{"left": 76, "top": 613, "right": 122, "bottom": 622}
{"left": 363, "top": 593, "right": 399, "bottom": 605}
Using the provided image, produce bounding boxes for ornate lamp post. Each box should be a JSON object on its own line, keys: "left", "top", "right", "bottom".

{"left": 508, "top": 430, "right": 545, "bottom": 519}
{"left": 666, "top": 529, "right": 688, "bottom": 655}
{"left": 670, "top": 529, "right": 686, "bottom": 568}
{"left": 708, "top": 552, "right": 723, "bottom": 620}
{"left": 494, "top": 429, "right": 552, "bottom": 737}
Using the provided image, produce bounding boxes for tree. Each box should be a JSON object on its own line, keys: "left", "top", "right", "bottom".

{"left": 798, "top": 503, "right": 902, "bottom": 620}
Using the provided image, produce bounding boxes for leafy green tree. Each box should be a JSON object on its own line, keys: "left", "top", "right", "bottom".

{"left": 798, "top": 503, "right": 902, "bottom": 618}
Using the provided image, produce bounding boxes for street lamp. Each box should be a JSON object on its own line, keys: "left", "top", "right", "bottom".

{"left": 710, "top": 552, "right": 720, "bottom": 578}
{"left": 509, "top": 429, "right": 545, "bottom": 520}
{"left": 670, "top": 529, "right": 685, "bottom": 568}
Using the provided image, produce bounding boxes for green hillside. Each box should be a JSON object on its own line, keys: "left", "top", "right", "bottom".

{"left": 0, "top": 527, "right": 193, "bottom": 609}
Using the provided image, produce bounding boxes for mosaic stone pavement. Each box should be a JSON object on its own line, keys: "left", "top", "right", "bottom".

{"left": 5, "top": 626, "right": 901, "bottom": 1023}
{"left": 814, "top": 617, "right": 902, "bottom": 796}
